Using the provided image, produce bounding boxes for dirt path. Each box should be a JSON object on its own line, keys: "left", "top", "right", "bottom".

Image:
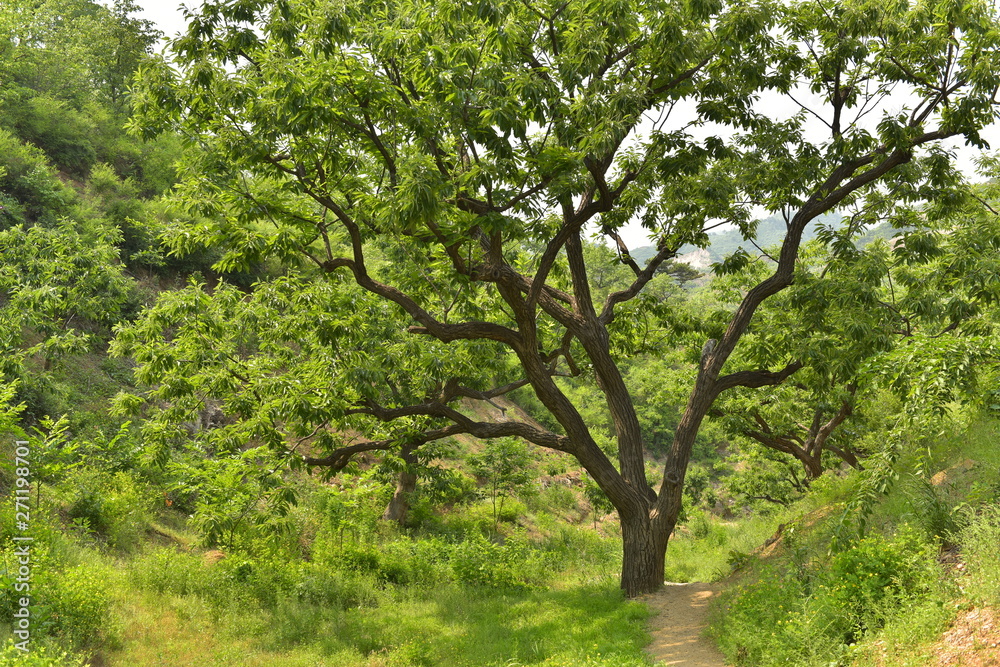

{"left": 642, "top": 582, "right": 729, "bottom": 667}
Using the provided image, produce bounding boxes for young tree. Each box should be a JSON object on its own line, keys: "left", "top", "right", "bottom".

{"left": 469, "top": 437, "right": 535, "bottom": 531}
{"left": 124, "top": 0, "right": 1000, "bottom": 595}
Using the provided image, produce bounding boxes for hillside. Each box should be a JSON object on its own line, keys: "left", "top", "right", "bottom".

{"left": 631, "top": 213, "right": 898, "bottom": 269}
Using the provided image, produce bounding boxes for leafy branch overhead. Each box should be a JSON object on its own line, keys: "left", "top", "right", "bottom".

{"left": 121, "top": 0, "right": 1000, "bottom": 595}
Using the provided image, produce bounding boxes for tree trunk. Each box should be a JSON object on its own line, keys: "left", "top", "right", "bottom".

{"left": 620, "top": 511, "right": 670, "bottom": 597}
{"left": 382, "top": 444, "right": 418, "bottom": 526}
{"left": 796, "top": 451, "right": 824, "bottom": 480}
{"left": 382, "top": 468, "right": 417, "bottom": 526}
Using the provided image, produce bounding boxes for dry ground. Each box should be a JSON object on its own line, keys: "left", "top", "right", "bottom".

{"left": 643, "top": 582, "right": 728, "bottom": 667}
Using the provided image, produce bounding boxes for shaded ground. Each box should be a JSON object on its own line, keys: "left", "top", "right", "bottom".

{"left": 643, "top": 582, "right": 728, "bottom": 667}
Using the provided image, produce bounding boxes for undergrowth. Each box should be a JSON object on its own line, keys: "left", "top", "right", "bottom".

{"left": 705, "top": 413, "right": 1000, "bottom": 667}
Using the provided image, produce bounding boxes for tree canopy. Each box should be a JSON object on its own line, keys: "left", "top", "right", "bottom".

{"left": 121, "top": 0, "right": 1000, "bottom": 595}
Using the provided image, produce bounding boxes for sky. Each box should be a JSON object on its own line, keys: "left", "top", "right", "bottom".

{"left": 132, "top": 1, "right": 190, "bottom": 43}
{"left": 129, "top": 1, "right": 998, "bottom": 251}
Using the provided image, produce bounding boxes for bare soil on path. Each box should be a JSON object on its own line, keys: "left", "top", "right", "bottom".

{"left": 642, "top": 582, "right": 728, "bottom": 667}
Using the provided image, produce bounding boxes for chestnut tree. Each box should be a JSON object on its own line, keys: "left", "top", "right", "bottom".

{"left": 120, "top": 0, "right": 1000, "bottom": 595}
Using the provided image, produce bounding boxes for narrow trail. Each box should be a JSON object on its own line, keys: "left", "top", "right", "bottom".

{"left": 642, "top": 582, "right": 728, "bottom": 667}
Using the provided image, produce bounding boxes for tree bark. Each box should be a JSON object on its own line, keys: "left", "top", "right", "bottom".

{"left": 382, "top": 445, "right": 418, "bottom": 526}
{"left": 620, "top": 511, "right": 671, "bottom": 597}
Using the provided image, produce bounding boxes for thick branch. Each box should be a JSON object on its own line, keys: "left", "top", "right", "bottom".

{"left": 348, "top": 396, "right": 574, "bottom": 453}
{"left": 566, "top": 230, "right": 599, "bottom": 321}
{"left": 714, "top": 360, "right": 803, "bottom": 395}
{"left": 303, "top": 437, "right": 403, "bottom": 470}
{"left": 445, "top": 378, "right": 532, "bottom": 401}
{"left": 649, "top": 56, "right": 712, "bottom": 97}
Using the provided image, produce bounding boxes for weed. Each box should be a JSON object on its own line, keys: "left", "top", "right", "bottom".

{"left": 957, "top": 505, "right": 1000, "bottom": 605}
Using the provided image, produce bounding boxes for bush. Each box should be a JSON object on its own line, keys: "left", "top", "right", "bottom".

{"left": 7, "top": 94, "right": 96, "bottom": 177}
{"left": 339, "top": 542, "right": 411, "bottom": 585}
{"left": 0, "top": 129, "right": 69, "bottom": 225}
{"left": 814, "top": 528, "right": 936, "bottom": 642}
{"left": 38, "top": 565, "right": 116, "bottom": 648}
{"left": 450, "top": 533, "right": 552, "bottom": 590}
{"left": 711, "top": 528, "right": 939, "bottom": 666}
{"left": 63, "top": 470, "right": 150, "bottom": 552}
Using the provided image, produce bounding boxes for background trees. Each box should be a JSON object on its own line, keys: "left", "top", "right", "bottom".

{"left": 710, "top": 182, "right": 1000, "bottom": 492}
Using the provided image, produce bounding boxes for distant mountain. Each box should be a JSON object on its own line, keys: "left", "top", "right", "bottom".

{"left": 631, "top": 214, "right": 898, "bottom": 268}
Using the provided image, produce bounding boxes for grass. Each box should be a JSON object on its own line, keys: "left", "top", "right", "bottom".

{"left": 109, "top": 572, "right": 652, "bottom": 666}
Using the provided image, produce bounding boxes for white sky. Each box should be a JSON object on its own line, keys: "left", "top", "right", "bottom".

{"left": 132, "top": 0, "right": 191, "bottom": 42}
{"left": 130, "top": 1, "right": 998, "bottom": 250}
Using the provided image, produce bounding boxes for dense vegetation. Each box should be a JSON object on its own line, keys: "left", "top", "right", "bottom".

{"left": 1, "top": 0, "right": 999, "bottom": 665}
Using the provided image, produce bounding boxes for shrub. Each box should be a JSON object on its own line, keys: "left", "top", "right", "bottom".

{"left": 7, "top": 94, "right": 96, "bottom": 177}
{"left": 905, "top": 478, "right": 965, "bottom": 543}
{"left": 63, "top": 470, "right": 150, "bottom": 551}
{"left": 711, "top": 528, "right": 939, "bottom": 666}
{"left": 450, "top": 533, "right": 552, "bottom": 590}
{"left": 339, "top": 542, "right": 411, "bottom": 585}
{"left": 0, "top": 129, "right": 69, "bottom": 224}
{"left": 0, "top": 642, "right": 86, "bottom": 667}
{"left": 814, "top": 528, "right": 936, "bottom": 642}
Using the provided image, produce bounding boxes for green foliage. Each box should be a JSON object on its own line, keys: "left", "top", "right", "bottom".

{"left": 711, "top": 528, "right": 940, "bottom": 666}
{"left": 902, "top": 477, "right": 966, "bottom": 544}
{"left": 449, "top": 533, "right": 552, "bottom": 590}
{"left": 0, "top": 642, "right": 86, "bottom": 667}
{"left": 39, "top": 564, "right": 117, "bottom": 648}
{"left": 721, "top": 443, "right": 808, "bottom": 510}
{"left": 469, "top": 438, "right": 535, "bottom": 530}
{"left": 0, "top": 128, "right": 69, "bottom": 225}
{"left": 129, "top": 547, "right": 223, "bottom": 599}
{"left": 957, "top": 506, "right": 1000, "bottom": 605}
{"left": 169, "top": 447, "right": 299, "bottom": 552}
{"left": 62, "top": 469, "right": 151, "bottom": 552}
{"left": 6, "top": 94, "right": 97, "bottom": 177}
{"left": 119, "top": 0, "right": 1000, "bottom": 599}
{"left": 584, "top": 473, "right": 616, "bottom": 519}
{"left": 817, "top": 529, "right": 937, "bottom": 642}
{"left": 0, "top": 221, "right": 132, "bottom": 368}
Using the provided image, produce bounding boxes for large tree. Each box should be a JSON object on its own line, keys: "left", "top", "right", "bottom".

{"left": 123, "top": 0, "right": 1000, "bottom": 595}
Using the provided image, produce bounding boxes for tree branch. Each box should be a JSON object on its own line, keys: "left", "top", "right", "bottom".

{"left": 600, "top": 245, "right": 677, "bottom": 325}
{"left": 715, "top": 360, "right": 803, "bottom": 395}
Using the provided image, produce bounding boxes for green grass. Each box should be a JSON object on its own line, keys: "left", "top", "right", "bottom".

{"left": 112, "top": 567, "right": 652, "bottom": 666}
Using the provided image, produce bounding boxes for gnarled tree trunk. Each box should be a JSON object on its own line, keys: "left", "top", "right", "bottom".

{"left": 620, "top": 511, "right": 672, "bottom": 597}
